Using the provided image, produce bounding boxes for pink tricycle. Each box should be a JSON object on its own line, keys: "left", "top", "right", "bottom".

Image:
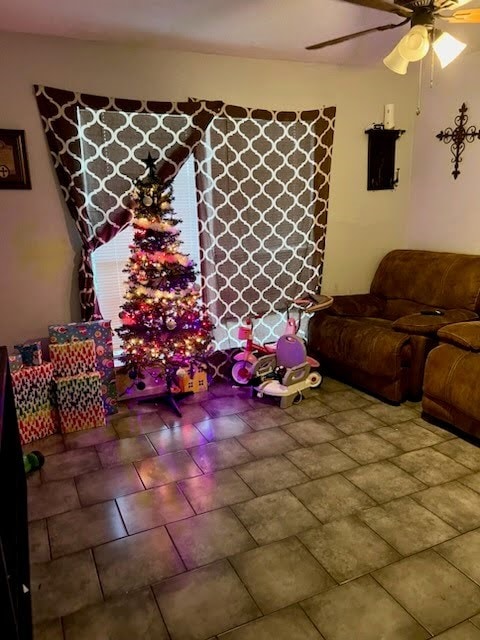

{"left": 232, "top": 294, "right": 333, "bottom": 386}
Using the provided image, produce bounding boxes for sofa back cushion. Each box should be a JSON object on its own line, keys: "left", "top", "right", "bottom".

{"left": 371, "top": 250, "right": 480, "bottom": 313}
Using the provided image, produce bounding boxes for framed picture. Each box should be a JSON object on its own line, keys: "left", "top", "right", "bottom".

{"left": 0, "top": 129, "right": 31, "bottom": 189}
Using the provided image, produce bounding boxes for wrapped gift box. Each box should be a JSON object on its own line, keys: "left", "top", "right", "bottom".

{"left": 56, "top": 372, "right": 106, "bottom": 433}
{"left": 15, "top": 340, "right": 42, "bottom": 366}
{"left": 11, "top": 363, "right": 58, "bottom": 445}
{"left": 49, "top": 320, "right": 117, "bottom": 415}
{"left": 49, "top": 339, "right": 96, "bottom": 378}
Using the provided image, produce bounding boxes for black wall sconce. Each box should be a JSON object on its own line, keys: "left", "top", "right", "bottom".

{"left": 365, "top": 124, "right": 405, "bottom": 191}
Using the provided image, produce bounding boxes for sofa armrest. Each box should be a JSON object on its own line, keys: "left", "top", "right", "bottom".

{"left": 392, "top": 309, "right": 478, "bottom": 336}
{"left": 327, "top": 294, "right": 385, "bottom": 317}
{"left": 438, "top": 321, "right": 480, "bottom": 351}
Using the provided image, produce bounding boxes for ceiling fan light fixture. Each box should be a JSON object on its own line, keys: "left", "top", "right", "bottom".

{"left": 398, "top": 25, "right": 430, "bottom": 62}
{"left": 383, "top": 46, "right": 409, "bottom": 75}
{"left": 433, "top": 32, "right": 467, "bottom": 68}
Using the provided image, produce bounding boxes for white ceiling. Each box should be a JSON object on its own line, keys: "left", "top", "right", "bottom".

{"left": 0, "top": 0, "right": 479, "bottom": 65}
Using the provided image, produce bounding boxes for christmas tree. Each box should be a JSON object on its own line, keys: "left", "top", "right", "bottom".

{"left": 117, "top": 153, "right": 214, "bottom": 400}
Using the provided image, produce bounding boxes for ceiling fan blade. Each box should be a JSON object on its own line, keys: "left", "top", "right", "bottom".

{"left": 441, "top": 7, "right": 480, "bottom": 22}
{"left": 436, "top": 0, "right": 472, "bottom": 10}
{"left": 306, "top": 20, "right": 408, "bottom": 51}
{"left": 339, "top": 0, "right": 412, "bottom": 18}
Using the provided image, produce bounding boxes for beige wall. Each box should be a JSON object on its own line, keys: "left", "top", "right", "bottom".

{"left": 407, "top": 52, "right": 480, "bottom": 254}
{"left": 0, "top": 32, "right": 417, "bottom": 348}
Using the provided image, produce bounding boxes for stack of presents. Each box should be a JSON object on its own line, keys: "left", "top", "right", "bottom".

{"left": 10, "top": 321, "right": 118, "bottom": 446}
{"left": 10, "top": 320, "right": 210, "bottom": 446}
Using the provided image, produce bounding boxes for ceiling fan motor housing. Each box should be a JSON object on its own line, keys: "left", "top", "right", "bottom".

{"left": 411, "top": 9, "right": 435, "bottom": 29}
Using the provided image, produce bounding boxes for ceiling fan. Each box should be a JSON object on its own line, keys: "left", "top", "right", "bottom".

{"left": 306, "top": 0, "right": 480, "bottom": 74}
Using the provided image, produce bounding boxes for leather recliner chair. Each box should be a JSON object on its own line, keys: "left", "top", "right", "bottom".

{"left": 308, "top": 250, "right": 480, "bottom": 403}
{"left": 423, "top": 321, "right": 480, "bottom": 439}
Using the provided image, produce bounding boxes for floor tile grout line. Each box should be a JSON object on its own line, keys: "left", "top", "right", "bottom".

{"left": 233, "top": 458, "right": 311, "bottom": 499}
{"left": 162, "top": 522, "right": 190, "bottom": 574}
{"left": 44, "top": 516, "right": 53, "bottom": 563}
{"left": 225, "top": 556, "right": 265, "bottom": 617}
{"left": 88, "top": 546, "right": 106, "bottom": 603}
{"left": 280, "top": 487, "right": 324, "bottom": 529}
{"left": 327, "top": 437, "right": 471, "bottom": 476}
{"left": 293, "top": 533, "right": 340, "bottom": 588}
{"left": 337, "top": 466, "right": 429, "bottom": 504}
{"left": 174, "top": 477, "right": 201, "bottom": 515}
{"left": 297, "top": 596, "right": 331, "bottom": 637}
{"left": 431, "top": 546, "right": 480, "bottom": 590}
{"left": 131, "top": 460, "right": 149, "bottom": 491}
{"left": 431, "top": 441, "right": 480, "bottom": 472}
{"left": 458, "top": 475, "right": 480, "bottom": 494}
{"left": 112, "top": 497, "right": 130, "bottom": 541}
{"left": 368, "top": 569, "right": 434, "bottom": 636}
{"left": 408, "top": 485, "right": 475, "bottom": 535}
{"left": 281, "top": 445, "right": 354, "bottom": 481}
{"left": 372, "top": 424, "right": 453, "bottom": 451}
{"left": 149, "top": 585, "right": 173, "bottom": 640}
{"left": 352, "top": 501, "right": 468, "bottom": 564}
{"left": 227, "top": 505, "right": 260, "bottom": 551}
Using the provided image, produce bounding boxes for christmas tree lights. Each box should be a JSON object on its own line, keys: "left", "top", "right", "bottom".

{"left": 117, "top": 152, "right": 214, "bottom": 402}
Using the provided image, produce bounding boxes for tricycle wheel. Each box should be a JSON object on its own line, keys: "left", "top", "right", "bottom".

{"left": 232, "top": 361, "right": 255, "bottom": 385}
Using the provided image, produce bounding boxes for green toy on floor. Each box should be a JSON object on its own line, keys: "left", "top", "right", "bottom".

{"left": 23, "top": 451, "right": 45, "bottom": 474}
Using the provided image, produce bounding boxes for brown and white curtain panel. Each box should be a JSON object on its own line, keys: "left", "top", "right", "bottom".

{"left": 194, "top": 103, "right": 336, "bottom": 351}
{"left": 34, "top": 85, "right": 222, "bottom": 320}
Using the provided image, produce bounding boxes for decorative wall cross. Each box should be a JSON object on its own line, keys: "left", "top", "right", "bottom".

{"left": 436, "top": 103, "right": 480, "bottom": 180}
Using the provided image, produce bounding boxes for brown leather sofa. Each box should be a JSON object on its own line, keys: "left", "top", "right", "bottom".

{"left": 308, "top": 250, "right": 480, "bottom": 403}
{"left": 423, "top": 322, "right": 480, "bottom": 438}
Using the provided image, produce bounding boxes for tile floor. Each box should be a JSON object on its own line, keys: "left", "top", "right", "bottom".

{"left": 26, "top": 378, "right": 480, "bottom": 640}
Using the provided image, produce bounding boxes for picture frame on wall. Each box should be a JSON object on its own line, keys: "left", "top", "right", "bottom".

{"left": 0, "top": 129, "right": 31, "bottom": 189}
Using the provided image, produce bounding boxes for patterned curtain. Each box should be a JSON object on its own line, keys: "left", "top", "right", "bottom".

{"left": 194, "top": 103, "right": 336, "bottom": 356}
{"left": 34, "top": 85, "right": 222, "bottom": 321}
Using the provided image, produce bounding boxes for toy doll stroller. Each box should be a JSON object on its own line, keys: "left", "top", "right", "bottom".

{"left": 231, "top": 293, "right": 333, "bottom": 403}
{"left": 252, "top": 334, "right": 322, "bottom": 408}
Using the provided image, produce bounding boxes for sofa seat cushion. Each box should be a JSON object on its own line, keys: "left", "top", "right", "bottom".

{"left": 382, "top": 299, "right": 429, "bottom": 321}
{"left": 314, "top": 315, "right": 411, "bottom": 380}
{"left": 392, "top": 309, "right": 477, "bottom": 336}
{"left": 424, "top": 343, "right": 480, "bottom": 420}
{"left": 438, "top": 321, "right": 480, "bottom": 351}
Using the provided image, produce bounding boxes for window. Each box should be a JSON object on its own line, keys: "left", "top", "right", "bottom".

{"left": 91, "top": 154, "right": 200, "bottom": 353}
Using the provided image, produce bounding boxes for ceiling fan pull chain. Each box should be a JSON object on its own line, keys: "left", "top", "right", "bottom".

{"left": 416, "top": 58, "right": 423, "bottom": 116}
{"left": 430, "top": 35, "right": 436, "bottom": 90}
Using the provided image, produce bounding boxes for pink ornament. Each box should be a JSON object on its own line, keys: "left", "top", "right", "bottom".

{"left": 120, "top": 312, "right": 136, "bottom": 326}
